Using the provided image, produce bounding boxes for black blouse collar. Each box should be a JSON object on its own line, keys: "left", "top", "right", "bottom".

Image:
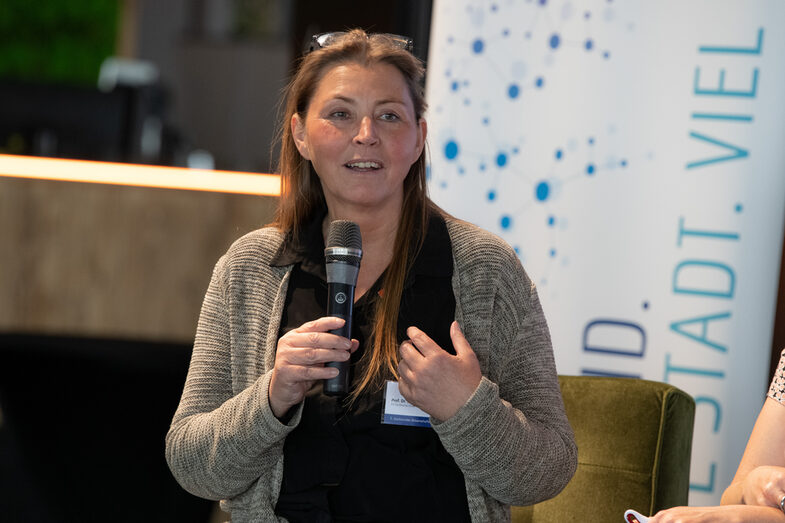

{"left": 270, "top": 209, "right": 453, "bottom": 285}
{"left": 271, "top": 211, "right": 327, "bottom": 279}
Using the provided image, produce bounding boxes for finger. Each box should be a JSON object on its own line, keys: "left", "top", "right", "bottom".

{"left": 396, "top": 362, "right": 415, "bottom": 398}
{"left": 349, "top": 339, "right": 360, "bottom": 353}
{"left": 286, "top": 347, "right": 351, "bottom": 366}
{"left": 776, "top": 492, "right": 785, "bottom": 511}
{"left": 768, "top": 475, "right": 785, "bottom": 500}
{"left": 405, "top": 326, "right": 443, "bottom": 357}
{"left": 397, "top": 359, "right": 406, "bottom": 382}
{"left": 450, "top": 321, "right": 475, "bottom": 356}
{"left": 274, "top": 361, "right": 339, "bottom": 385}
{"left": 293, "top": 364, "right": 340, "bottom": 381}
{"left": 287, "top": 331, "right": 352, "bottom": 350}
{"left": 397, "top": 369, "right": 411, "bottom": 398}
{"left": 399, "top": 339, "right": 424, "bottom": 363}
{"left": 765, "top": 488, "right": 783, "bottom": 508}
{"left": 295, "top": 316, "right": 346, "bottom": 333}
{"left": 397, "top": 358, "right": 415, "bottom": 383}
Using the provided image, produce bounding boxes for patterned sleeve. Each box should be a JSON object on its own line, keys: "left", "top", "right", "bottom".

{"left": 767, "top": 349, "right": 785, "bottom": 404}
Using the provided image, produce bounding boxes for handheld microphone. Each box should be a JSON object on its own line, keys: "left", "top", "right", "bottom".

{"left": 323, "top": 220, "right": 362, "bottom": 396}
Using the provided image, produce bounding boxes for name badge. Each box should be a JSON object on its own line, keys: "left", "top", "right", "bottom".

{"left": 381, "top": 380, "right": 431, "bottom": 428}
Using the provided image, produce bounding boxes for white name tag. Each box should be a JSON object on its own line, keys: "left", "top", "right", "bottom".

{"left": 624, "top": 509, "right": 649, "bottom": 523}
{"left": 381, "top": 381, "right": 431, "bottom": 428}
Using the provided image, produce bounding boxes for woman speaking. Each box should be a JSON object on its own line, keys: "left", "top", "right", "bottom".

{"left": 166, "top": 29, "right": 577, "bottom": 522}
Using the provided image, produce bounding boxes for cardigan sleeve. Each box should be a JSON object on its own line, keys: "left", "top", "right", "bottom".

{"left": 433, "top": 228, "right": 577, "bottom": 507}
{"left": 165, "top": 254, "right": 302, "bottom": 500}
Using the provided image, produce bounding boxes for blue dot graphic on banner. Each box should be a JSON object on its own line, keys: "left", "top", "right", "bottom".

{"left": 428, "top": 0, "right": 631, "bottom": 287}
{"left": 428, "top": 1, "right": 785, "bottom": 508}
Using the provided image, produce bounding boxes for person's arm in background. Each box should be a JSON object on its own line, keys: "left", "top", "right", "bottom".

{"left": 648, "top": 396, "right": 785, "bottom": 522}
{"left": 721, "top": 397, "right": 785, "bottom": 508}
{"left": 650, "top": 351, "right": 785, "bottom": 523}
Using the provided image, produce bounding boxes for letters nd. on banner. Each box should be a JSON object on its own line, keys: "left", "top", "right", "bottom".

{"left": 426, "top": 0, "right": 785, "bottom": 505}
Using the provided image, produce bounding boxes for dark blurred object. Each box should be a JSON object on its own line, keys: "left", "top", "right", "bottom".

{"left": 291, "top": 0, "right": 433, "bottom": 63}
{"left": 0, "top": 79, "right": 185, "bottom": 165}
{"left": 0, "top": 334, "right": 213, "bottom": 523}
{"left": 184, "top": 0, "right": 292, "bottom": 43}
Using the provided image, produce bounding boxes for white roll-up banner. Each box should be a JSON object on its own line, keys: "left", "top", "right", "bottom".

{"left": 426, "top": 0, "right": 785, "bottom": 505}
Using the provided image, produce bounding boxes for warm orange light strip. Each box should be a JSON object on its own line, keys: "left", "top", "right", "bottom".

{"left": 0, "top": 154, "right": 281, "bottom": 196}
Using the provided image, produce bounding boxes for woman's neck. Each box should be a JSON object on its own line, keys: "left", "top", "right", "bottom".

{"left": 323, "top": 208, "right": 399, "bottom": 300}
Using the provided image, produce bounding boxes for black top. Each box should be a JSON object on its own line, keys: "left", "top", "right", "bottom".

{"left": 271, "top": 211, "right": 471, "bottom": 523}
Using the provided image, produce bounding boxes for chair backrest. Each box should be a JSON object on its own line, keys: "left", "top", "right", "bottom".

{"left": 512, "top": 375, "right": 695, "bottom": 523}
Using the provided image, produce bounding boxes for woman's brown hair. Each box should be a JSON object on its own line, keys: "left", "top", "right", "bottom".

{"left": 273, "top": 29, "right": 435, "bottom": 399}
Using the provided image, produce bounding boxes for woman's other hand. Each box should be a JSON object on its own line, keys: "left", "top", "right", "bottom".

{"left": 397, "top": 321, "right": 482, "bottom": 422}
{"left": 268, "top": 316, "right": 358, "bottom": 419}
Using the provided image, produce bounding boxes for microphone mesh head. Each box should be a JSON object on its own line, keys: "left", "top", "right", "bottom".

{"left": 326, "top": 220, "right": 362, "bottom": 250}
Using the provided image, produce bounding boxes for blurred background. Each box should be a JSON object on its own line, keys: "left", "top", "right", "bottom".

{"left": 2, "top": 1, "right": 785, "bottom": 522}
{"left": 0, "top": 1, "right": 429, "bottom": 522}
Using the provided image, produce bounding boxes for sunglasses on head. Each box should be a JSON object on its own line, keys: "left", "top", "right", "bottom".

{"left": 305, "top": 32, "right": 414, "bottom": 55}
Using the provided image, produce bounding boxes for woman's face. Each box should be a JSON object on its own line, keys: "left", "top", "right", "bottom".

{"left": 291, "top": 61, "right": 426, "bottom": 219}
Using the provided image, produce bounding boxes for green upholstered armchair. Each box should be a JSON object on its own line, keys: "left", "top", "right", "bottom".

{"left": 512, "top": 375, "right": 696, "bottom": 523}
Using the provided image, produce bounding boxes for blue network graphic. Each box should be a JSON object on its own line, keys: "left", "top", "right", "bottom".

{"left": 429, "top": 0, "right": 634, "bottom": 287}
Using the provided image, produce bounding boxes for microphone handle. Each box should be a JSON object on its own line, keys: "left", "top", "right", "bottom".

{"left": 324, "top": 281, "right": 355, "bottom": 396}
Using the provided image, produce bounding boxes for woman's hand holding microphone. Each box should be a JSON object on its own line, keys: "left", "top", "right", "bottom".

{"left": 268, "top": 317, "right": 358, "bottom": 419}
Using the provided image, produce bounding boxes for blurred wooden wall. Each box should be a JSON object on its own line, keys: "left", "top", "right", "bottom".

{"left": 0, "top": 176, "right": 277, "bottom": 342}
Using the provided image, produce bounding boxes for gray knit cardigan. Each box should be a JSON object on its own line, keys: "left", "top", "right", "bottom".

{"left": 165, "top": 217, "right": 577, "bottom": 522}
